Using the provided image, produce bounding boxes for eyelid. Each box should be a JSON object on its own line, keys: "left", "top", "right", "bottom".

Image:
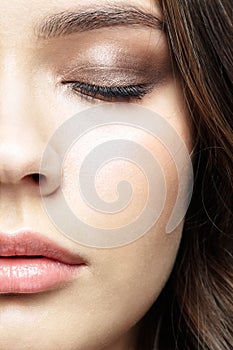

{"left": 57, "top": 62, "right": 170, "bottom": 88}
{"left": 57, "top": 60, "right": 171, "bottom": 103}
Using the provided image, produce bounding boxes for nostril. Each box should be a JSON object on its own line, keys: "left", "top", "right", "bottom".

{"left": 31, "top": 173, "right": 46, "bottom": 184}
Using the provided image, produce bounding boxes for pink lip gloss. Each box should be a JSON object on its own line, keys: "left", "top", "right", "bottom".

{"left": 0, "top": 231, "right": 88, "bottom": 294}
{"left": 0, "top": 257, "right": 85, "bottom": 294}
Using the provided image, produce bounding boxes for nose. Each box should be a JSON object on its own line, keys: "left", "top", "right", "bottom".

{"left": 0, "top": 126, "right": 61, "bottom": 194}
{"left": 0, "top": 68, "right": 60, "bottom": 194}
{"left": 0, "top": 130, "right": 40, "bottom": 184}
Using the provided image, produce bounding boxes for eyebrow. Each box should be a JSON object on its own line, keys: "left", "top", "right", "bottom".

{"left": 35, "top": 6, "right": 166, "bottom": 39}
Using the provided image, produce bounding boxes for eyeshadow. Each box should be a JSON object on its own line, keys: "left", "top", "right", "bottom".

{"left": 40, "top": 27, "right": 171, "bottom": 88}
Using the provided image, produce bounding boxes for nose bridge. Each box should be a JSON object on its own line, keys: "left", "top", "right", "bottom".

{"left": 0, "top": 53, "right": 47, "bottom": 185}
{"left": 0, "top": 54, "right": 34, "bottom": 122}
{"left": 0, "top": 57, "right": 40, "bottom": 141}
{"left": 0, "top": 42, "right": 62, "bottom": 198}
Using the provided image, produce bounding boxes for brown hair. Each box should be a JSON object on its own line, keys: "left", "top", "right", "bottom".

{"left": 136, "top": 1, "right": 233, "bottom": 349}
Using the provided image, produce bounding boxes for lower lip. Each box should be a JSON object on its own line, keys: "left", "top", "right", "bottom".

{"left": 0, "top": 258, "right": 85, "bottom": 294}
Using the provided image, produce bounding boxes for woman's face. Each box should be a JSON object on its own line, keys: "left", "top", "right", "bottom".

{"left": 0, "top": 1, "right": 193, "bottom": 349}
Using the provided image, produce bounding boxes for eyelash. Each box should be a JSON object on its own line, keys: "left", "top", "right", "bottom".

{"left": 63, "top": 81, "right": 152, "bottom": 102}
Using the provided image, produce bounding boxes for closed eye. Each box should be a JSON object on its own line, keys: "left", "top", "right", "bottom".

{"left": 62, "top": 81, "right": 153, "bottom": 102}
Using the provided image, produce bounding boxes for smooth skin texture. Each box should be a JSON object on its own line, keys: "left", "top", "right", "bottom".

{"left": 0, "top": 1, "right": 193, "bottom": 349}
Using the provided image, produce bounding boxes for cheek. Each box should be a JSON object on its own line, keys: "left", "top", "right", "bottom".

{"left": 56, "top": 76, "right": 193, "bottom": 238}
{"left": 62, "top": 123, "right": 180, "bottom": 232}
{"left": 60, "top": 120, "right": 186, "bottom": 304}
{"left": 57, "top": 85, "right": 192, "bottom": 326}
{"left": 90, "top": 146, "right": 183, "bottom": 320}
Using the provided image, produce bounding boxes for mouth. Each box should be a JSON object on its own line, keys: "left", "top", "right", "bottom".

{"left": 0, "top": 231, "right": 87, "bottom": 294}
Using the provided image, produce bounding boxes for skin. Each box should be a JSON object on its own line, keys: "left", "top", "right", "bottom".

{"left": 0, "top": 1, "right": 193, "bottom": 349}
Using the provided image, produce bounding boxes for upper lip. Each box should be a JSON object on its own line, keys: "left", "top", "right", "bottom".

{"left": 0, "top": 231, "right": 87, "bottom": 265}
